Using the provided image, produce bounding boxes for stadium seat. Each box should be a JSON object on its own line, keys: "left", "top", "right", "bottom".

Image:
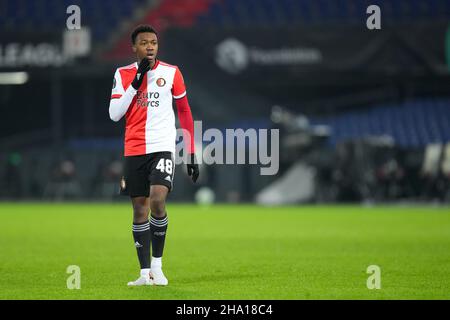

{"left": 194, "top": 0, "right": 450, "bottom": 27}
{"left": 0, "top": 0, "right": 147, "bottom": 41}
{"left": 311, "top": 98, "right": 450, "bottom": 148}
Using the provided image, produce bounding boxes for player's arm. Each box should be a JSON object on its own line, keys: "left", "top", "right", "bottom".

{"left": 109, "top": 69, "right": 136, "bottom": 122}
{"left": 173, "top": 67, "right": 199, "bottom": 183}
{"left": 109, "top": 59, "right": 150, "bottom": 122}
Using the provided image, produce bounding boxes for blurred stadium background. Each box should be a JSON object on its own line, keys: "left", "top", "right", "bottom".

{"left": 1, "top": 0, "right": 450, "bottom": 205}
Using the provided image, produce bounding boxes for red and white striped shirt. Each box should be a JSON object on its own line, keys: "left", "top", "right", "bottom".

{"left": 109, "top": 60, "right": 195, "bottom": 156}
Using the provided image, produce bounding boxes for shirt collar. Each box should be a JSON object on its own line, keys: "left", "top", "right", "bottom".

{"left": 134, "top": 59, "right": 159, "bottom": 70}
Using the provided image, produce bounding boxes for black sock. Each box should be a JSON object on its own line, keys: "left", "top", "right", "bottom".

{"left": 132, "top": 221, "right": 151, "bottom": 269}
{"left": 150, "top": 214, "right": 168, "bottom": 258}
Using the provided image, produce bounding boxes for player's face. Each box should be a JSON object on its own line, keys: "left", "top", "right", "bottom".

{"left": 133, "top": 32, "right": 158, "bottom": 65}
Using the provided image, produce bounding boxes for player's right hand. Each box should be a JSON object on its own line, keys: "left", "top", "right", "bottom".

{"left": 131, "top": 58, "right": 151, "bottom": 90}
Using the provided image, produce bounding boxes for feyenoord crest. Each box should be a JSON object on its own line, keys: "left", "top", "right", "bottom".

{"left": 156, "top": 77, "right": 166, "bottom": 87}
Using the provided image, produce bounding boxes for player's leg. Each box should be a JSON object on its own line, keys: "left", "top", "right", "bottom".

{"left": 132, "top": 197, "right": 152, "bottom": 264}
{"left": 128, "top": 197, "right": 153, "bottom": 286}
{"left": 124, "top": 155, "right": 153, "bottom": 286}
{"left": 149, "top": 185, "right": 169, "bottom": 285}
{"left": 150, "top": 185, "right": 169, "bottom": 259}
{"left": 148, "top": 152, "right": 174, "bottom": 285}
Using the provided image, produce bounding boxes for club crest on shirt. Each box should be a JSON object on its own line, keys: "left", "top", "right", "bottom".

{"left": 156, "top": 77, "right": 166, "bottom": 87}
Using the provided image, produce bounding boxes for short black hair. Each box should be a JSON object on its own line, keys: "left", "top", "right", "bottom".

{"left": 131, "top": 25, "right": 158, "bottom": 45}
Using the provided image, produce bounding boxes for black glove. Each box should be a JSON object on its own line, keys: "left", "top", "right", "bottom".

{"left": 131, "top": 58, "right": 150, "bottom": 90}
{"left": 187, "top": 153, "right": 199, "bottom": 183}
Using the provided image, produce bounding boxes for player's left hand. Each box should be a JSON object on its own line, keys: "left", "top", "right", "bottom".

{"left": 187, "top": 153, "right": 199, "bottom": 183}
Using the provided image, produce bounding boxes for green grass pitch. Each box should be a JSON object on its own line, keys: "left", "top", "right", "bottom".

{"left": 0, "top": 203, "right": 449, "bottom": 300}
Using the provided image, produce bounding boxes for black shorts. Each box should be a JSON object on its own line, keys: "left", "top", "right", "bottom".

{"left": 120, "top": 152, "right": 175, "bottom": 197}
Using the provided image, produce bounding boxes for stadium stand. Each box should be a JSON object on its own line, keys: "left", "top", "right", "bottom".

{"left": 310, "top": 98, "right": 450, "bottom": 148}
{"left": 196, "top": 0, "right": 450, "bottom": 27}
{"left": 0, "top": 0, "right": 147, "bottom": 40}
{"left": 105, "top": 0, "right": 212, "bottom": 60}
{"left": 2, "top": 0, "right": 450, "bottom": 49}
{"left": 99, "top": 0, "right": 450, "bottom": 60}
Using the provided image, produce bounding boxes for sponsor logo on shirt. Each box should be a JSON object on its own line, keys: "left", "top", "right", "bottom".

{"left": 136, "top": 91, "right": 160, "bottom": 108}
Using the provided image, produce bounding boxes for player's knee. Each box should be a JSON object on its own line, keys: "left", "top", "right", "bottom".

{"left": 132, "top": 203, "right": 149, "bottom": 221}
{"left": 149, "top": 196, "right": 166, "bottom": 216}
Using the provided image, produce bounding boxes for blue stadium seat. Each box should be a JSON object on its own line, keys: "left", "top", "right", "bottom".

{"left": 194, "top": 0, "right": 450, "bottom": 28}
{"left": 312, "top": 98, "right": 450, "bottom": 147}
{"left": 1, "top": 0, "right": 146, "bottom": 41}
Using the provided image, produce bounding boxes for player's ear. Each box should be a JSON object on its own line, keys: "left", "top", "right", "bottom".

{"left": 132, "top": 45, "right": 137, "bottom": 53}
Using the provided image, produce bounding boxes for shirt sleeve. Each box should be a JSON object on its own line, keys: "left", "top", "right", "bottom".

{"left": 172, "top": 66, "right": 187, "bottom": 100}
{"left": 175, "top": 95, "right": 195, "bottom": 154}
{"left": 109, "top": 69, "right": 137, "bottom": 122}
{"left": 111, "top": 69, "right": 125, "bottom": 99}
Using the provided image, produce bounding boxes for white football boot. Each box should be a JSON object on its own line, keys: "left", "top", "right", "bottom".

{"left": 150, "top": 268, "right": 168, "bottom": 286}
{"left": 127, "top": 273, "right": 153, "bottom": 286}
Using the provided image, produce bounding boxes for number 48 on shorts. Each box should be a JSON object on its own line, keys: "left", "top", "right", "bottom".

{"left": 151, "top": 153, "right": 174, "bottom": 191}
{"left": 156, "top": 158, "right": 173, "bottom": 174}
